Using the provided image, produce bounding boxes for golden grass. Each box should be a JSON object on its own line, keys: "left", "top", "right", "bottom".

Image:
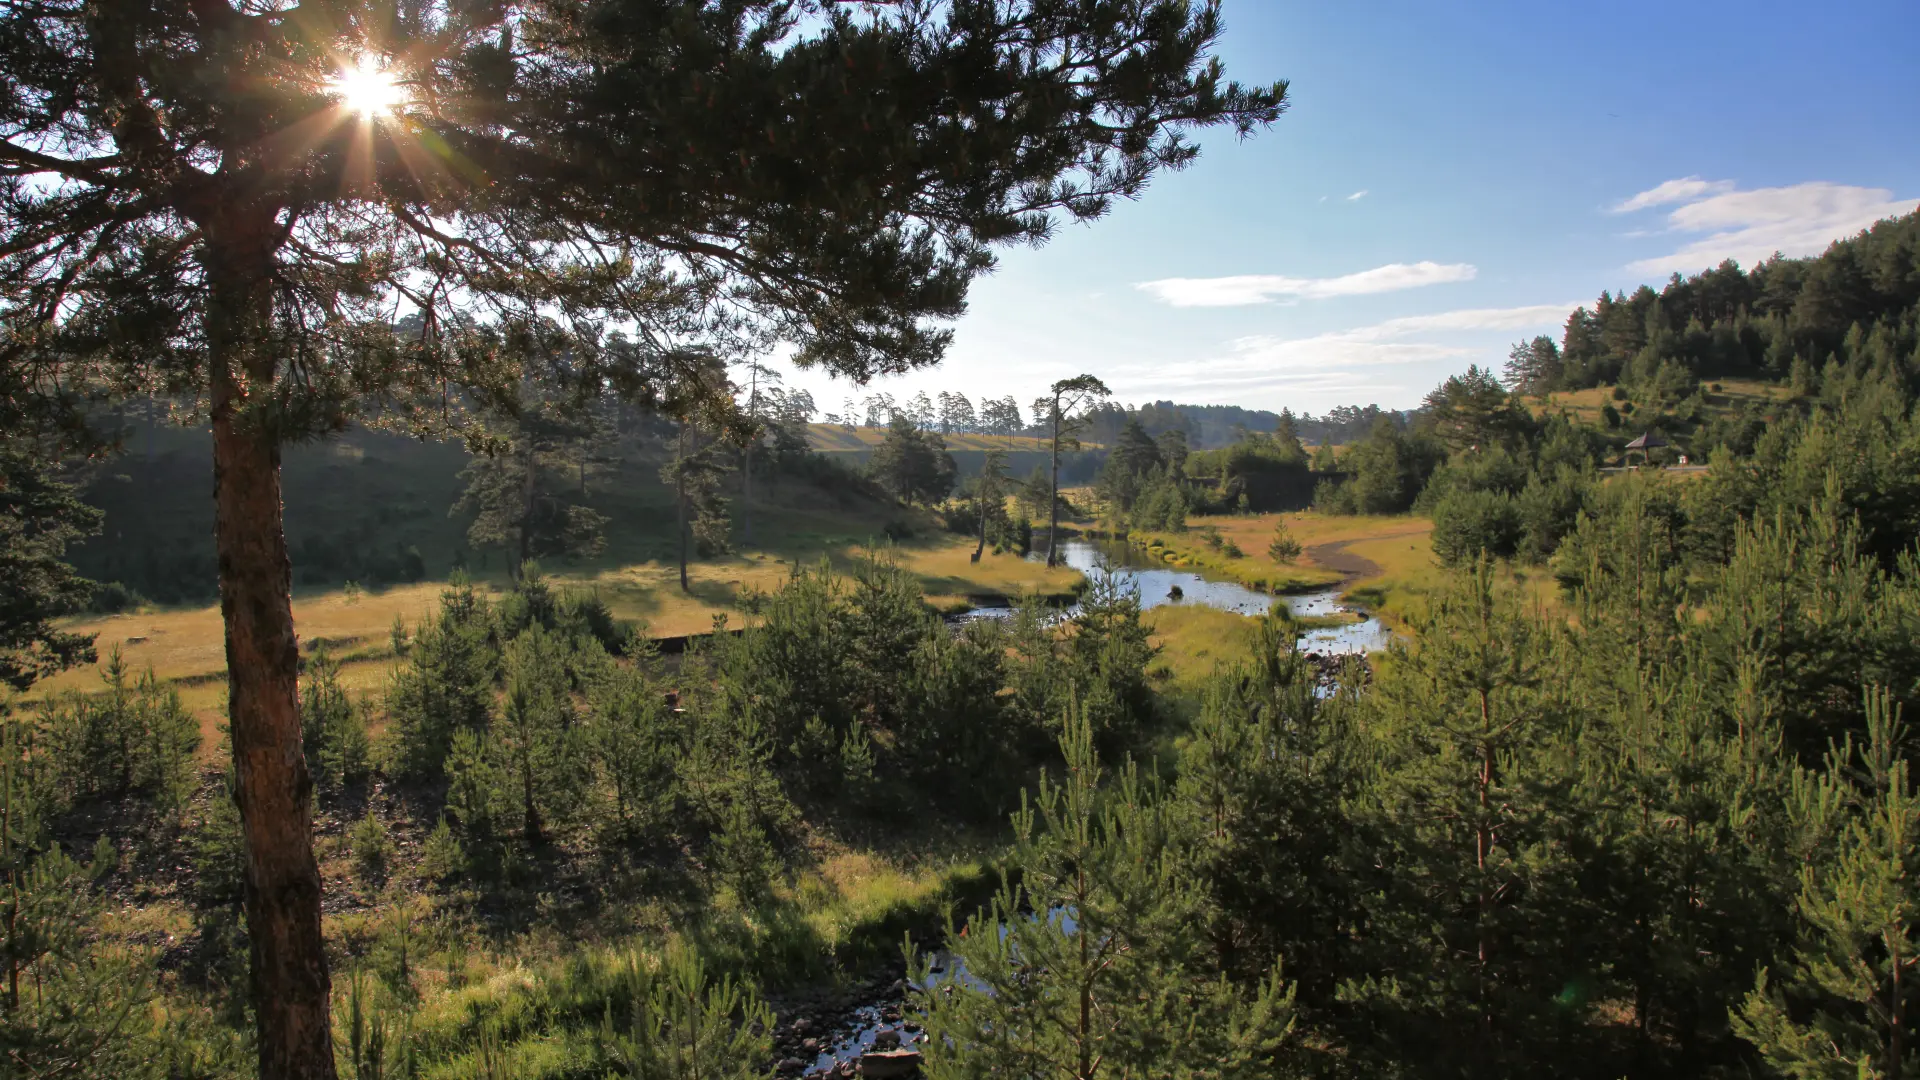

{"left": 1143, "top": 605, "right": 1259, "bottom": 690}
{"left": 1527, "top": 378, "right": 1790, "bottom": 427}
{"left": 38, "top": 530, "right": 1082, "bottom": 745}
{"left": 1126, "top": 510, "right": 1433, "bottom": 594}
{"left": 1336, "top": 527, "right": 1444, "bottom": 623}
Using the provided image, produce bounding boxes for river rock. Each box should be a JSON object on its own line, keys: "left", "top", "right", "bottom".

{"left": 872, "top": 1028, "right": 902, "bottom": 1050}
{"left": 777, "top": 1057, "right": 805, "bottom": 1075}
{"left": 859, "top": 1049, "right": 922, "bottom": 1078}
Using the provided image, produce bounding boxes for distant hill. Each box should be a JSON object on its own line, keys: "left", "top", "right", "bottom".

{"left": 806, "top": 422, "right": 1057, "bottom": 453}
{"left": 72, "top": 421, "right": 897, "bottom": 606}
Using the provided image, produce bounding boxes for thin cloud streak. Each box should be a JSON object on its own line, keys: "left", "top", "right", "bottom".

{"left": 1107, "top": 301, "right": 1580, "bottom": 406}
{"left": 1346, "top": 189, "right": 1369, "bottom": 201}
{"left": 1136, "top": 260, "right": 1476, "bottom": 307}
{"left": 1612, "top": 176, "right": 1735, "bottom": 213}
{"left": 1618, "top": 179, "right": 1917, "bottom": 275}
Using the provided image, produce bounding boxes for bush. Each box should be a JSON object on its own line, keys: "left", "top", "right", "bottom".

{"left": 351, "top": 810, "right": 393, "bottom": 887}
{"left": 1221, "top": 539, "right": 1245, "bottom": 558}
{"left": 1611, "top": 386, "right": 1628, "bottom": 400}
{"left": 301, "top": 651, "right": 371, "bottom": 791}
{"left": 1267, "top": 524, "right": 1303, "bottom": 563}
{"left": 84, "top": 580, "right": 146, "bottom": 614}
{"left": 1430, "top": 488, "right": 1522, "bottom": 565}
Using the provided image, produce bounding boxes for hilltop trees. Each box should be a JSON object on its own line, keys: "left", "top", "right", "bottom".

{"left": 0, "top": 3, "right": 1285, "bottom": 1067}
{"left": 980, "top": 396, "right": 1026, "bottom": 445}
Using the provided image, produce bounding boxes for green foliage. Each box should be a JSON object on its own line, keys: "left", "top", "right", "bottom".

{"left": 1267, "top": 522, "right": 1303, "bottom": 563}
{"left": 1549, "top": 215, "right": 1920, "bottom": 394}
{"left": 591, "top": 666, "right": 681, "bottom": 846}
{"left": 0, "top": 445, "right": 100, "bottom": 692}
{"left": 36, "top": 649, "right": 198, "bottom": 813}
{"left": 1734, "top": 689, "right": 1918, "bottom": 1080}
{"left": 453, "top": 391, "right": 612, "bottom": 572}
{"left": 0, "top": 720, "right": 179, "bottom": 1074}
{"left": 1422, "top": 365, "right": 1531, "bottom": 451}
{"left": 1129, "top": 471, "right": 1189, "bottom": 532}
{"left": 352, "top": 810, "right": 395, "bottom": 888}
{"left": 1176, "top": 615, "right": 1369, "bottom": 1004}
{"left": 1314, "top": 417, "right": 1444, "bottom": 515}
{"left": 388, "top": 576, "right": 501, "bottom": 782}
{"left": 869, "top": 415, "right": 958, "bottom": 506}
{"left": 1430, "top": 487, "right": 1522, "bottom": 565}
{"left": 302, "top": 650, "right": 371, "bottom": 791}
{"left": 593, "top": 945, "right": 773, "bottom": 1080}
{"left": 1068, "top": 571, "right": 1160, "bottom": 755}
{"left": 495, "top": 625, "right": 589, "bottom": 843}
{"left": 914, "top": 702, "right": 1295, "bottom": 1079}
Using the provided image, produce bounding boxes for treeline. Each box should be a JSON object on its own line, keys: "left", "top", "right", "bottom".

{"left": 1506, "top": 209, "right": 1920, "bottom": 401}
{"left": 1312, "top": 330, "right": 1920, "bottom": 577}
{"left": 66, "top": 385, "right": 874, "bottom": 605}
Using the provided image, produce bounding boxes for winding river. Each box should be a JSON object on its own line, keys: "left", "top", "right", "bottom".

{"left": 970, "top": 536, "right": 1394, "bottom": 655}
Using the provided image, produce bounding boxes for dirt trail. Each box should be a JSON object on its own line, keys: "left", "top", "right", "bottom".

{"left": 1305, "top": 524, "right": 1431, "bottom": 585}
{"left": 1305, "top": 539, "right": 1382, "bottom": 583}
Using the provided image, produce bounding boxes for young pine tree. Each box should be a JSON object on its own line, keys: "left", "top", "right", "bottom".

{"left": 1347, "top": 557, "right": 1581, "bottom": 1077}
{"left": 914, "top": 702, "right": 1295, "bottom": 1080}
{"left": 594, "top": 945, "right": 773, "bottom": 1080}
{"left": 1734, "top": 687, "right": 1918, "bottom": 1080}
{"left": 496, "top": 626, "right": 587, "bottom": 844}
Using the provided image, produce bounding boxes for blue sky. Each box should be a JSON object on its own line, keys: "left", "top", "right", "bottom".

{"left": 776, "top": 0, "right": 1920, "bottom": 421}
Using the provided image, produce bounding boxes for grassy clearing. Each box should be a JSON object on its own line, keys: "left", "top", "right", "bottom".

{"left": 1528, "top": 378, "right": 1791, "bottom": 428}
{"left": 1124, "top": 511, "right": 1432, "bottom": 594}
{"left": 1337, "top": 527, "right": 1443, "bottom": 624}
{"left": 41, "top": 527, "right": 1080, "bottom": 746}
{"left": 1143, "top": 605, "right": 1259, "bottom": 691}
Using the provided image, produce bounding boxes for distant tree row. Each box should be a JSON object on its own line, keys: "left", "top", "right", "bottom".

{"left": 826, "top": 391, "right": 1028, "bottom": 437}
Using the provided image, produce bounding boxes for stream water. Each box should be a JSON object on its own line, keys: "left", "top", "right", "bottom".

{"left": 962, "top": 537, "right": 1394, "bottom": 655}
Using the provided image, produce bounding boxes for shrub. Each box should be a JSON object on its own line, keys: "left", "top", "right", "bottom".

{"left": 351, "top": 810, "right": 393, "bottom": 887}
{"left": 1430, "top": 488, "right": 1522, "bottom": 565}
{"left": 1267, "top": 524, "right": 1303, "bottom": 563}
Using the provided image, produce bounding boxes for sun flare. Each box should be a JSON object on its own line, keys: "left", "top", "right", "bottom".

{"left": 330, "top": 57, "right": 405, "bottom": 118}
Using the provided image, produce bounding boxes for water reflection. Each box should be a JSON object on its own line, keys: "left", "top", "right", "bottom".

{"left": 961, "top": 537, "right": 1394, "bottom": 655}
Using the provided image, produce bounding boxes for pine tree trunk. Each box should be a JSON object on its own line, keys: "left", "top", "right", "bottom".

{"left": 516, "top": 443, "right": 537, "bottom": 579}
{"left": 677, "top": 428, "right": 691, "bottom": 593}
{"left": 206, "top": 221, "right": 338, "bottom": 1080}
{"left": 1047, "top": 405, "right": 1062, "bottom": 569}
{"left": 974, "top": 491, "right": 988, "bottom": 563}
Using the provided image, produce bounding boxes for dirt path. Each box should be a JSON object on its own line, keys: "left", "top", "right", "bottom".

{"left": 1305, "top": 523, "right": 1432, "bottom": 585}
{"left": 1305, "top": 538, "right": 1382, "bottom": 583}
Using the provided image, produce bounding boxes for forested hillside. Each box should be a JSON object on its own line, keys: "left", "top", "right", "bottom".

{"left": 1507, "top": 210, "right": 1920, "bottom": 403}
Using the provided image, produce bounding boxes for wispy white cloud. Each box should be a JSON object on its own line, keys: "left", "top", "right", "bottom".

{"left": 1611, "top": 176, "right": 1735, "bottom": 213}
{"left": 1616, "top": 179, "right": 1917, "bottom": 275}
{"left": 1136, "top": 261, "right": 1475, "bottom": 308}
{"left": 1346, "top": 189, "right": 1369, "bottom": 201}
{"left": 1106, "top": 302, "right": 1580, "bottom": 403}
